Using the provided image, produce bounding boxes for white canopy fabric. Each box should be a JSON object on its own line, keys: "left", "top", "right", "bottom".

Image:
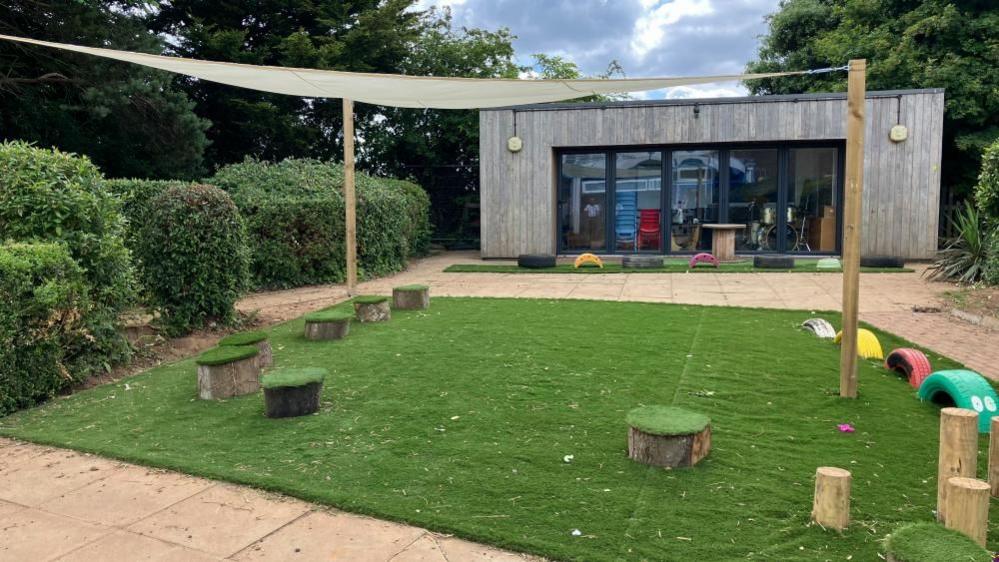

{"left": 0, "top": 34, "right": 814, "bottom": 109}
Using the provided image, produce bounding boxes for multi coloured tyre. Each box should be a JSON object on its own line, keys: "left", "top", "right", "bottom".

{"left": 917, "top": 369, "right": 999, "bottom": 433}
{"left": 884, "top": 348, "right": 932, "bottom": 389}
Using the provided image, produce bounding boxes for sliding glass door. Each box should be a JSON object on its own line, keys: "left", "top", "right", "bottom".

{"left": 615, "top": 152, "right": 663, "bottom": 252}
{"left": 557, "top": 144, "right": 840, "bottom": 255}
{"left": 558, "top": 153, "right": 608, "bottom": 252}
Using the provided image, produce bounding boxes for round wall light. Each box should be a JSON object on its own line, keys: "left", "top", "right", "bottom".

{"left": 507, "top": 136, "right": 523, "bottom": 153}
{"left": 889, "top": 124, "right": 908, "bottom": 143}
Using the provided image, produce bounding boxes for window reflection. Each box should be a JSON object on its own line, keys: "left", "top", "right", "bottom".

{"left": 559, "top": 154, "right": 606, "bottom": 252}
{"left": 729, "top": 149, "right": 779, "bottom": 252}
{"left": 671, "top": 150, "right": 718, "bottom": 252}
{"left": 615, "top": 152, "right": 662, "bottom": 252}
{"left": 791, "top": 148, "right": 838, "bottom": 252}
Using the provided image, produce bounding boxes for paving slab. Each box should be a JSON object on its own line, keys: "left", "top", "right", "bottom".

{"left": 0, "top": 508, "right": 110, "bottom": 561}
{"left": 389, "top": 534, "right": 447, "bottom": 561}
{"left": 56, "top": 530, "right": 221, "bottom": 562}
{"left": 439, "top": 537, "right": 541, "bottom": 561}
{"left": 0, "top": 449, "right": 122, "bottom": 506}
{"left": 232, "top": 510, "right": 426, "bottom": 561}
{"left": 41, "top": 465, "right": 213, "bottom": 526}
{"left": 0, "top": 498, "right": 26, "bottom": 519}
{"left": 127, "top": 484, "right": 310, "bottom": 557}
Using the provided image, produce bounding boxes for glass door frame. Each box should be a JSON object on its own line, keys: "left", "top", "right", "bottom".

{"left": 555, "top": 141, "right": 845, "bottom": 255}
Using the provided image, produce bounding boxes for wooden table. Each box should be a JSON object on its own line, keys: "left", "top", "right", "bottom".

{"left": 702, "top": 223, "right": 745, "bottom": 262}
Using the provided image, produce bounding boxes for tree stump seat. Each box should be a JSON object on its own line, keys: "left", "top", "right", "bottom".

{"left": 354, "top": 295, "right": 391, "bottom": 322}
{"left": 196, "top": 345, "right": 261, "bottom": 400}
{"left": 219, "top": 330, "right": 272, "bottom": 368}
{"left": 304, "top": 310, "right": 352, "bottom": 340}
{"left": 626, "top": 405, "right": 711, "bottom": 467}
{"left": 393, "top": 284, "right": 430, "bottom": 310}
{"left": 261, "top": 367, "right": 327, "bottom": 418}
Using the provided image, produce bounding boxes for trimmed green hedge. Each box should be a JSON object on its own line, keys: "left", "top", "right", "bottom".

{"left": 210, "top": 158, "right": 431, "bottom": 289}
{"left": 0, "top": 243, "right": 92, "bottom": 415}
{"left": 136, "top": 184, "right": 250, "bottom": 334}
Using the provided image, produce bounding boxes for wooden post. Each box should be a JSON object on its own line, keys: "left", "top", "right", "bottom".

{"left": 989, "top": 417, "right": 999, "bottom": 497}
{"left": 343, "top": 98, "right": 357, "bottom": 295}
{"left": 812, "top": 466, "right": 851, "bottom": 531}
{"left": 937, "top": 407, "right": 979, "bottom": 523}
{"left": 944, "top": 477, "right": 990, "bottom": 546}
{"left": 839, "top": 59, "right": 866, "bottom": 399}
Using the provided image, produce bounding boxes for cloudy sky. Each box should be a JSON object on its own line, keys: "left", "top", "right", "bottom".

{"left": 414, "top": 0, "right": 780, "bottom": 99}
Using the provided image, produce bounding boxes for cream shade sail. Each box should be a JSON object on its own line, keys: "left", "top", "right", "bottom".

{"left": 0, "top": 34, "right": 816, "bottom": 109}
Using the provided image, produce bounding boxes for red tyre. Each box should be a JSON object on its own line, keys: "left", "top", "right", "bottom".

{"left": 884, "top": 348, "right": 932, "bottom": 389}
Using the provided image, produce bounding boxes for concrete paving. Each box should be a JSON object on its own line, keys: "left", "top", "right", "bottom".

{"left": 4, "top": 251, "right": 997, "bottom": 561}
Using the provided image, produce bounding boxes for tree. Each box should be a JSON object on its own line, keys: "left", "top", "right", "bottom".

{"left": 0, "top": 0, "right": 209, "bottom": 179}
{"left": 745, "top": 0, "right": 999, "bottom": 196}
{"left": 150, "top": 0, "right": 426, "bottom": 170}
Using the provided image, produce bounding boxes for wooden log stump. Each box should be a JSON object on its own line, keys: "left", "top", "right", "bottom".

{"left": 219, "top": 331, "right": 272, "bottom": 369}
{"left": 626, "top": 406, "right": 711, "bottom": 468}
{"left": 262, "top": 368, "right": 327, "bottom": 418}
{"left": 393, "top": 284, "right": 430, "bottom": 310}
{"left": 944, "top": 477, "right": 990, "bottom": 546}
{"left": 195, "top": 345, "right": 261, "bottom": 400}
{"left": 990, "top": 417, "right": 999, "bottom": 498}
{"left": 303, "top": 310, "right": 352, "bottom": 341}
{"left": 812, "top": 467, "right": 851, "bottom": 531}
{"left": 354, "top": 295, "right": 391, "bottom": 323}
{"left": 937, "top": 407, "right": 979, "bottom": 523}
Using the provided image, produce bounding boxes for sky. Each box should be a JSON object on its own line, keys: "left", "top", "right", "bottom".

{"left": 413, "top": 0, "right": 781, "bottom": 100}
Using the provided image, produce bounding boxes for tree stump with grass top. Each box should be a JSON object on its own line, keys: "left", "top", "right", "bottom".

{"left": 354, "top": 295, "right": 391, "bottom": 322}
{"left": 393, "top": 284, "right": 430, "bottom": 310}
{"left": 304, "top": 310, "right": 352, "bottom": 340}
{"left": 626, "top": 406, "right": 711, "bottom": 467}
{"left": 944, "top": 477, "right": 990, "bottom": 546}
{"left": 196, "top": 345, "right": 261, "bottom": 400}
{"left": 262, "top": 367, "right": 327, "bottom": 418}
{"left": 883, "top": 522, "right": 992, "bottom": 562}
{"left": 219, "top": 331, "right": 272, "bottom": 368}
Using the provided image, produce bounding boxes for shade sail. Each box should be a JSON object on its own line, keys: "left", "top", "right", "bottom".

{"left": 0, "top": 34, "right": 814, "bottom": 109}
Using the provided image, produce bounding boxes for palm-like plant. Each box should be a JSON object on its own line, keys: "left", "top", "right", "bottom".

{"left": 926, "top": 201, "right": 993, "bottom": 283}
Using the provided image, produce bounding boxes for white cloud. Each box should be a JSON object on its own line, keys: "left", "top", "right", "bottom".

{"left": 662, "top": 82, "right": 746, "bottom": 99}
{"left": 630, "top": 0, "right": 715, "bottom": 58}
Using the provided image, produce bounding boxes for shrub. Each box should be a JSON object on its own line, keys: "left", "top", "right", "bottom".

{"left": 104, "top": 179, "right": 191, "bottom": 253}
{"left": 210, "top": 158, "right": 430, "bottom": 289}
{"left": 136, "top": 184, "right": 250, "bottom": 334}
{"left": 0, "top": 243, "right": 91, "bottom": 415}
{"left": 975, "top": 139, "right": 999, "bottom": 222}
{"left": 926, "top": 201, "right": 992, "bottom": 284}
{"left": 0, "top": 141, "right": 134, "bottom": 312}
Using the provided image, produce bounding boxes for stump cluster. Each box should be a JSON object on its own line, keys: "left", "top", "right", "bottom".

{"left": 219, "top": 331, "right": 272, "bottom": 368}
{"left": 304, "top": 309, "right": 352, "bottom": 340}
{"left": 626, "top": 406, "right": 711, "bottom": 468}
{"left": 354, "top": 295, "right": 391, "bottom": 322}
{"left": 261, "top": 367, "right": 327, "bottom": 418}
{"left": 196, "top": 345, "right": 261, "bottom": 400}
{"left": 393, "top": 284, "right": 430, "bottom": 310}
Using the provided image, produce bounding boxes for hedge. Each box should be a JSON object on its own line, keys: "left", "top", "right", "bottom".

{"left": 210, "top": 158, "right": 431, "bottom": 289}
{"left": 136, "top": 184, "right": 250, "bottom": 334}
{"left": 0, "top": 243, "right": 92, "bottom": 415}
{"left": 104, "top": 178, "right": 192, "bottom": 261}
{"left": 975, "top": 139, "right": 999, "bottom": 222}
{"left": 0, "top": 141, "right": 134, "bottom": 313}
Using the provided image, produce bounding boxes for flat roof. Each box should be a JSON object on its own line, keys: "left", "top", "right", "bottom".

{"left": 485, "top": 88, "right": 944, "bottom": 112}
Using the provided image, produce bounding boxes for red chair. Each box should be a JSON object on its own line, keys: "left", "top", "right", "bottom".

{"left": 638, "top": 209, "right": 660, "bottom": 250}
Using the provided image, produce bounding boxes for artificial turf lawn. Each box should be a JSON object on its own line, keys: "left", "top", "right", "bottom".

{"left": 1, "top": 297, "right": 991, "bottom": 560}
{"left": 626, "top": 405, "right": 710, "bottom": 436}
{"left": 194, "top": 344, "right": 258, "bottom": 366}
{"left": 218, "top": 330, "right": 268, "bottom": 346}
{"left": 261, "top": 367, "right": 327, "bottom": 389}
{"left": 884, "top": 522, "right": 992, "bottom": 561}
{"left": 445, "top": 258, "right": 914, "bottom": 274}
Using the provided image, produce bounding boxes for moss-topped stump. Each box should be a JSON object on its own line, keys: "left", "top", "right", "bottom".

{"left": 354, "top": 295, "right": 391, "bottom": 323}
{"left": 219, "top": 330, "right": 272, "bottom": 368}
{"left": 884, "top": 522, "right": 992, "bottom": 562}
{"left": 195, "top": 345, "right": 261, "bottom": 400}
{"left": 304, "top": 310, "right": 352, "bottom": 341}
{"left": 626, "top": 405, "right": 711, "bottom": 467}
{"left": 261, "top": 367, "right": 327, "bottom": 418}
{"left": 393, "top": 284, "right": 430, "bottom": 310}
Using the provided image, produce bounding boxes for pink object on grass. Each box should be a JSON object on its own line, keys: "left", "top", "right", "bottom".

{"left": 837, "top": 424, "right": 855, "bottom": 433}
{"left": 689, "top": 252, "right": 719, "bottom": 269}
